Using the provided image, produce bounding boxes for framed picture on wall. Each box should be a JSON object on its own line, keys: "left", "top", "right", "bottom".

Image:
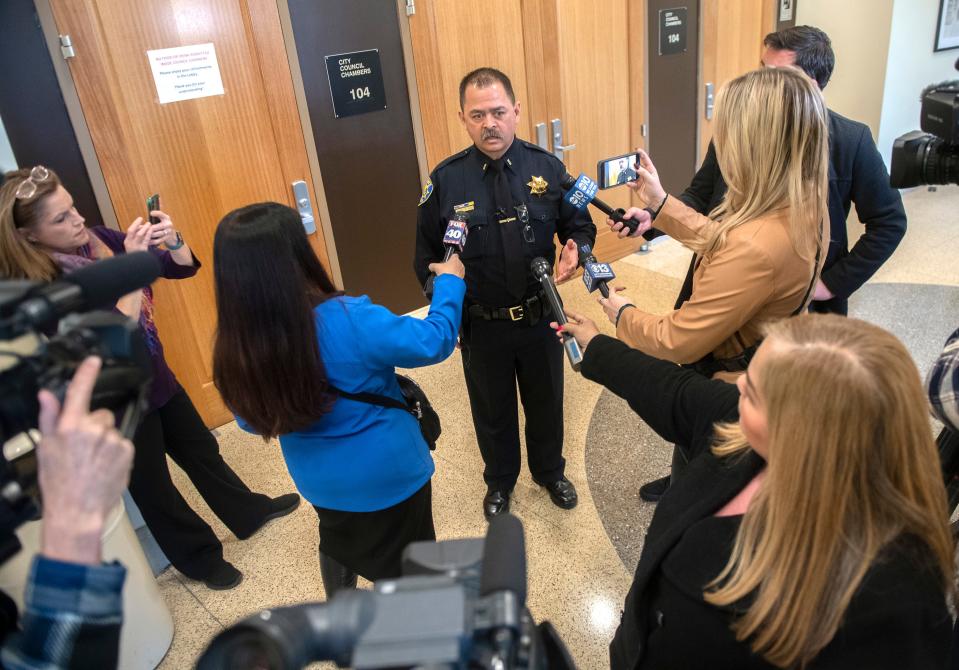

{"left": 935, "top": 0, "right": 959, "bottom": 51}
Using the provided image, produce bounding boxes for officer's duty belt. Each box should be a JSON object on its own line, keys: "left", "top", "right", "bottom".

{"left": 467, "top": 293, "right": 545, "bottom": 324}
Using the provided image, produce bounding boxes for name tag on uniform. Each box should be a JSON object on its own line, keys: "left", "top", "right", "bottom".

{"left": 453, "top": 201, "right": 475, "bottom": 215}
{"left": 498, "top": 216, "right": 517, "bottom": 224}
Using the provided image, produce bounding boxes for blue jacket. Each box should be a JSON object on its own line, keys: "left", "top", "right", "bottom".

{"left": 239, "top": 274, "right": 465, "bottom": 512}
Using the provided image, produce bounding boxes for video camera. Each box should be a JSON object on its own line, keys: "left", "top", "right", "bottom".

{"left": 890, "top": 58, "right": 959, "bottom": 188}
{"left": 197, "top": 514, "right": 577, "bottom": 670}
{"left": 0, "top": 252, "right": 160, "bottom": 562}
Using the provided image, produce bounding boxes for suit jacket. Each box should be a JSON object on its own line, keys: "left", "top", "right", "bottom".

{"left": 616, "top": 195, "right": 821, "bottom": 364}
{"left": 646, "top": 111, "right": 907, "bottom": 315}
{"left": 581, "top": 335, "right": 952, "bottom": 670}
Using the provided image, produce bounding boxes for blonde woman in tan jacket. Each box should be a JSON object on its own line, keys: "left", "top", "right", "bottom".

{"left": 603, "top": 67, "right": 829, "bottom": 379}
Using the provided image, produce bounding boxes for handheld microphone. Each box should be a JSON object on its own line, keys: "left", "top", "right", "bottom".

{"left": 13, "top": 252, "right": 162, "bottom": 332}
{"left": 479, "top": 513, "right": 527, "bottom": 607}
{"left": 560, "top": 173, "right": 640, "bottom": 233}
{"left": 530, "top": 257, "right": 582, "bottom": 371}
{"left": 424, "top": 215, "right": 468, "bottom": 299}
{"left": 578, "top": 244, "right": 615, "bottom": 299}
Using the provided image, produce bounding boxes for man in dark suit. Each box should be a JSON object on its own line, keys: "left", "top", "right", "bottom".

{"left": 639, "top": 25, "right": 907, "bottom": 502}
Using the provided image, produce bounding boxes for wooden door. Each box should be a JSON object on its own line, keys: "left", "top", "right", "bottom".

{"left": 407, "top": 0, "right": 647, "bottom": 268}
{"left": 699, "top": 0, "right": 777, "bottom": 158}
{"left": 407, "top": 1, "right": 536, "bottom": 164}
{"left": 48, "top": 0, "right": 331, "bottom": 427}
{"left": 543, "top": 1, "right": 648, "bottom": 263}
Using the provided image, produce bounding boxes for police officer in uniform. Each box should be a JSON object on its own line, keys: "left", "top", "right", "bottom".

{"left": 615, "top": 159, "right": 638, "bottom": 185}
{"left": 414, "top": 67, "right": 596, "bottom": 520}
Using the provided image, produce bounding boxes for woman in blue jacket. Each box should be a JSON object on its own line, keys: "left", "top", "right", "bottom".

{"left": 211, "top": 202, "right": 465, "bottom": 595}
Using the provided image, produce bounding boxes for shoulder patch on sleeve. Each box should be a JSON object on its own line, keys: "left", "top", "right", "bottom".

{"left": 418, "top": 179, "right": 434, "bottom": 207}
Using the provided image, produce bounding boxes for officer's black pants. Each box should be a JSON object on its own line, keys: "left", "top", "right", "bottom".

{"left": 130, "top": 388, "right": 273, "bottom": 580}
{"left": 461, "top": 316, "right": 566, "bottom": 492}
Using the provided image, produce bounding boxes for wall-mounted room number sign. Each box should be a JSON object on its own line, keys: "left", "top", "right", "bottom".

{"left": 324, "top": 49, "right": 387, "bottom": 118}
{"left": 658, "top": 8, "right": 688, "bottom": 56}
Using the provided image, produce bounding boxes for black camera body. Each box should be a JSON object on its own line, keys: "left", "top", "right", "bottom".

{"left": 198, "top": 515, "right": 577, "bottom": 670}
{"left": 0, "top": 278, "right": 153, "bottom": 563}
{"left": 890, "top": 75, "right": 959, "bottom": 188}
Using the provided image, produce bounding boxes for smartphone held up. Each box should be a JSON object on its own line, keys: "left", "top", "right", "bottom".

{"left": 596, "top": 153, "right": 639, "bottom": 189}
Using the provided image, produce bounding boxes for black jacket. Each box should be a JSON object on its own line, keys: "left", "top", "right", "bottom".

{"left": 413, "top": 139, "right": 595, "bottom": 307}
{"left": 647, "top": 111, "right": 907, "bottom": 314}
{"left": 581, "top": 335, "right": 951, "bottom": 670}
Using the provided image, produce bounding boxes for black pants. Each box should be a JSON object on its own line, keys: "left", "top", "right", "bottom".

{"left": 130, "top": 388, "right": 273, "bottom": 580}
{"left": 461, "top": 315, "right": 565, "bottom": 491}
{"left": 314, "top": 480, "right": 435, "bottom": 582}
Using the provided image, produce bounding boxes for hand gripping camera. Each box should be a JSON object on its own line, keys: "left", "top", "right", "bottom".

{"left": 0, "top": 253, "right": 159, "bottom": 562}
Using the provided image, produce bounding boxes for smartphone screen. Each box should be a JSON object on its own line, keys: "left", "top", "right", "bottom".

{"left": 146, "top": 193, "right": 160, "bottom": 225}
{"left": 597, "top": 153, "right": 639, "bottom": 189}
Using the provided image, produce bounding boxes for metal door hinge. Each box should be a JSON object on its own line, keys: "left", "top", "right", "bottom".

{"left": 641, "top": 123, "right": 648, "bottom": 137}
{"left": 405, "top": 0, "right": 415, "bottom": 16}
{"left": 59, "top": 34, "right": 75, "bottom": 59}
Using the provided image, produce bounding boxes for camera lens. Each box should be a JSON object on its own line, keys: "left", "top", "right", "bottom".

{"left": 922, "top": 139, "right": 959, "bottom": 186}
{"left": 890, "top": 130, "right": 959, "bottom": 188}
{"left": 196, "top": 629, "right": 286, "bottom": 670}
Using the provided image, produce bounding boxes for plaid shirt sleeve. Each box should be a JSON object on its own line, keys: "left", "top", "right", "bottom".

{"left": 927, "top": 326, "right": 959, "bottom": 433}
{"left": 1, "top": 556, "right": 126, "bottom": 670}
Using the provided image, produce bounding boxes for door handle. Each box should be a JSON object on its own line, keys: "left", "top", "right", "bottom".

{"left": 535, "top": 122, "right": 549, "bottom": 151}
{"left": 551, "top": 118, "right": 576, "bottom": 163}
{"left": 292, "top": 180, "right": 317, "bottom": 234}
{"left": 705, "top": 82, "right": 715, "bottom": 120}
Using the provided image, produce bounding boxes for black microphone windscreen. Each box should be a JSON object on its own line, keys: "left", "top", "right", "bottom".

{"left": 480, "top": 513, "right": 527, "bottom": 607}
{"left": 560, "top": 173, "right": 576, "bottom": 190}
{"left": 64, "top": 252, "right": 162, "bottom": 311}
{"left": 530, "top": 257, "right": 551, "bottom": 278}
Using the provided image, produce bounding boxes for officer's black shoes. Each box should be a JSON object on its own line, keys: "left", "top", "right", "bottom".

{"left": 483, "top": 489, "right": 512, "bottom": 520}
{"left": 639, "top": 475, "right": 671, "bottom": 503}
{"left": 540, "top": 477, "right": 578, "bottom": 510}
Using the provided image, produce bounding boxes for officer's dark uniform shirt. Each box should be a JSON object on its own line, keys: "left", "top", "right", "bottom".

{"left": 414, "top": 139, "right": 596, "bottom": 308}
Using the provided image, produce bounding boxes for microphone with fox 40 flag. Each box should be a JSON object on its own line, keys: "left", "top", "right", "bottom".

{"left": 424, "top": 214, "right": 468, "bottom": 299}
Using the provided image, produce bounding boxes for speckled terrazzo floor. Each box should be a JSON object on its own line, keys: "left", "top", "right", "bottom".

{"left": 151, "top": 185, "right": 959, "bottom": 669}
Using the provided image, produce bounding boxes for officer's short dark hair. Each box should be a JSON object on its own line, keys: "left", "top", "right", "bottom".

{"left": 763, "top": 25, "right": 835, "bottom": 90}
{"left": 459, "top": 68, "right": 516, "bottom": 109}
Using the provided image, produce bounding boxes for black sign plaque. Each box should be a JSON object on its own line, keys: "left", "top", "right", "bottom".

{"left": 658, "top": 8, "right": 688, "bottom": 56}
{"left": 324, "top": 49, "right": 387, "bottom": 119}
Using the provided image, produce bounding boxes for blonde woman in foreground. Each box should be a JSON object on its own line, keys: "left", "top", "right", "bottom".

{"left": 556, "top": 312, "right": 954, "bottom": 669}
{"left": 604, "top": 67, "right": 829, "bottom": 380}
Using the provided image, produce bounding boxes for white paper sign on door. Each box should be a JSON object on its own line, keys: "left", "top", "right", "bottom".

{"left": 147, "top": 43, "right": 225, "bottom": 104}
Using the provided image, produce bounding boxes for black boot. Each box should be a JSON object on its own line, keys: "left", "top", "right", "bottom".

{"left": 319, "top": 550, "right": 357, "bottom": 598}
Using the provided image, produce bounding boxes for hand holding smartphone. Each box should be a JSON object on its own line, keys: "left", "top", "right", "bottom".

{"left": 146, "top": 193, "right": 160, "bottom": 224}
{"left": 145, "top": 193, "right": 169, "bottom": 246}
{"left": 596, "top": 152, "right": 640, "bottom": 189}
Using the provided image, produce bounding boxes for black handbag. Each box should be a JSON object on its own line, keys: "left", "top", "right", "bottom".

{"left": 329, "top": 375, "right": 442, "bottom": 450}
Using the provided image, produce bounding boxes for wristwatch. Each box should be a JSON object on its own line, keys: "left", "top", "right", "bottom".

{"left": 166, "top": 232, "right": 184, "bottom": 251}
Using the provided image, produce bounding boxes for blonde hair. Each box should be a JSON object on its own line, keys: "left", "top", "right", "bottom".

{"left": 707, "top": 314, "right": 955, "bottom": 667}
{"left": 696, "top": 67, "right": 829, "bottom": 264}
{"left": 0, "top": 168, "right": 61, "bottom": 280}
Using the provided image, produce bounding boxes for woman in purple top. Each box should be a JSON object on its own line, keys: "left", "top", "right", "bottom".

{"left": 0, "top": 166, "right": 300, "bottom": 589}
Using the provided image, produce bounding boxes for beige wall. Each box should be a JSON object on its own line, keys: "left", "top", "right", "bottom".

{"left": 796, "top": 0, "right": 895, "bottom": 139}
{"left": 877, "top": 0, "right": 959, "bottom": 167}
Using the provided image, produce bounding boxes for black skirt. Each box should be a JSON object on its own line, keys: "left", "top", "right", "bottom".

{"left": 313, "top": 480, "right": 435, "bottom": 581}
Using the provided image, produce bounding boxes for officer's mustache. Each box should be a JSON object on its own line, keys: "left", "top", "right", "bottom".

{"left": 482, "top": 129, "right": 502, "bottom": 140}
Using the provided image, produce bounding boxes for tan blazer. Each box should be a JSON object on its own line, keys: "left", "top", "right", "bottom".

{"left": 617, "top": 196, "right": 824, "bottom": 366}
